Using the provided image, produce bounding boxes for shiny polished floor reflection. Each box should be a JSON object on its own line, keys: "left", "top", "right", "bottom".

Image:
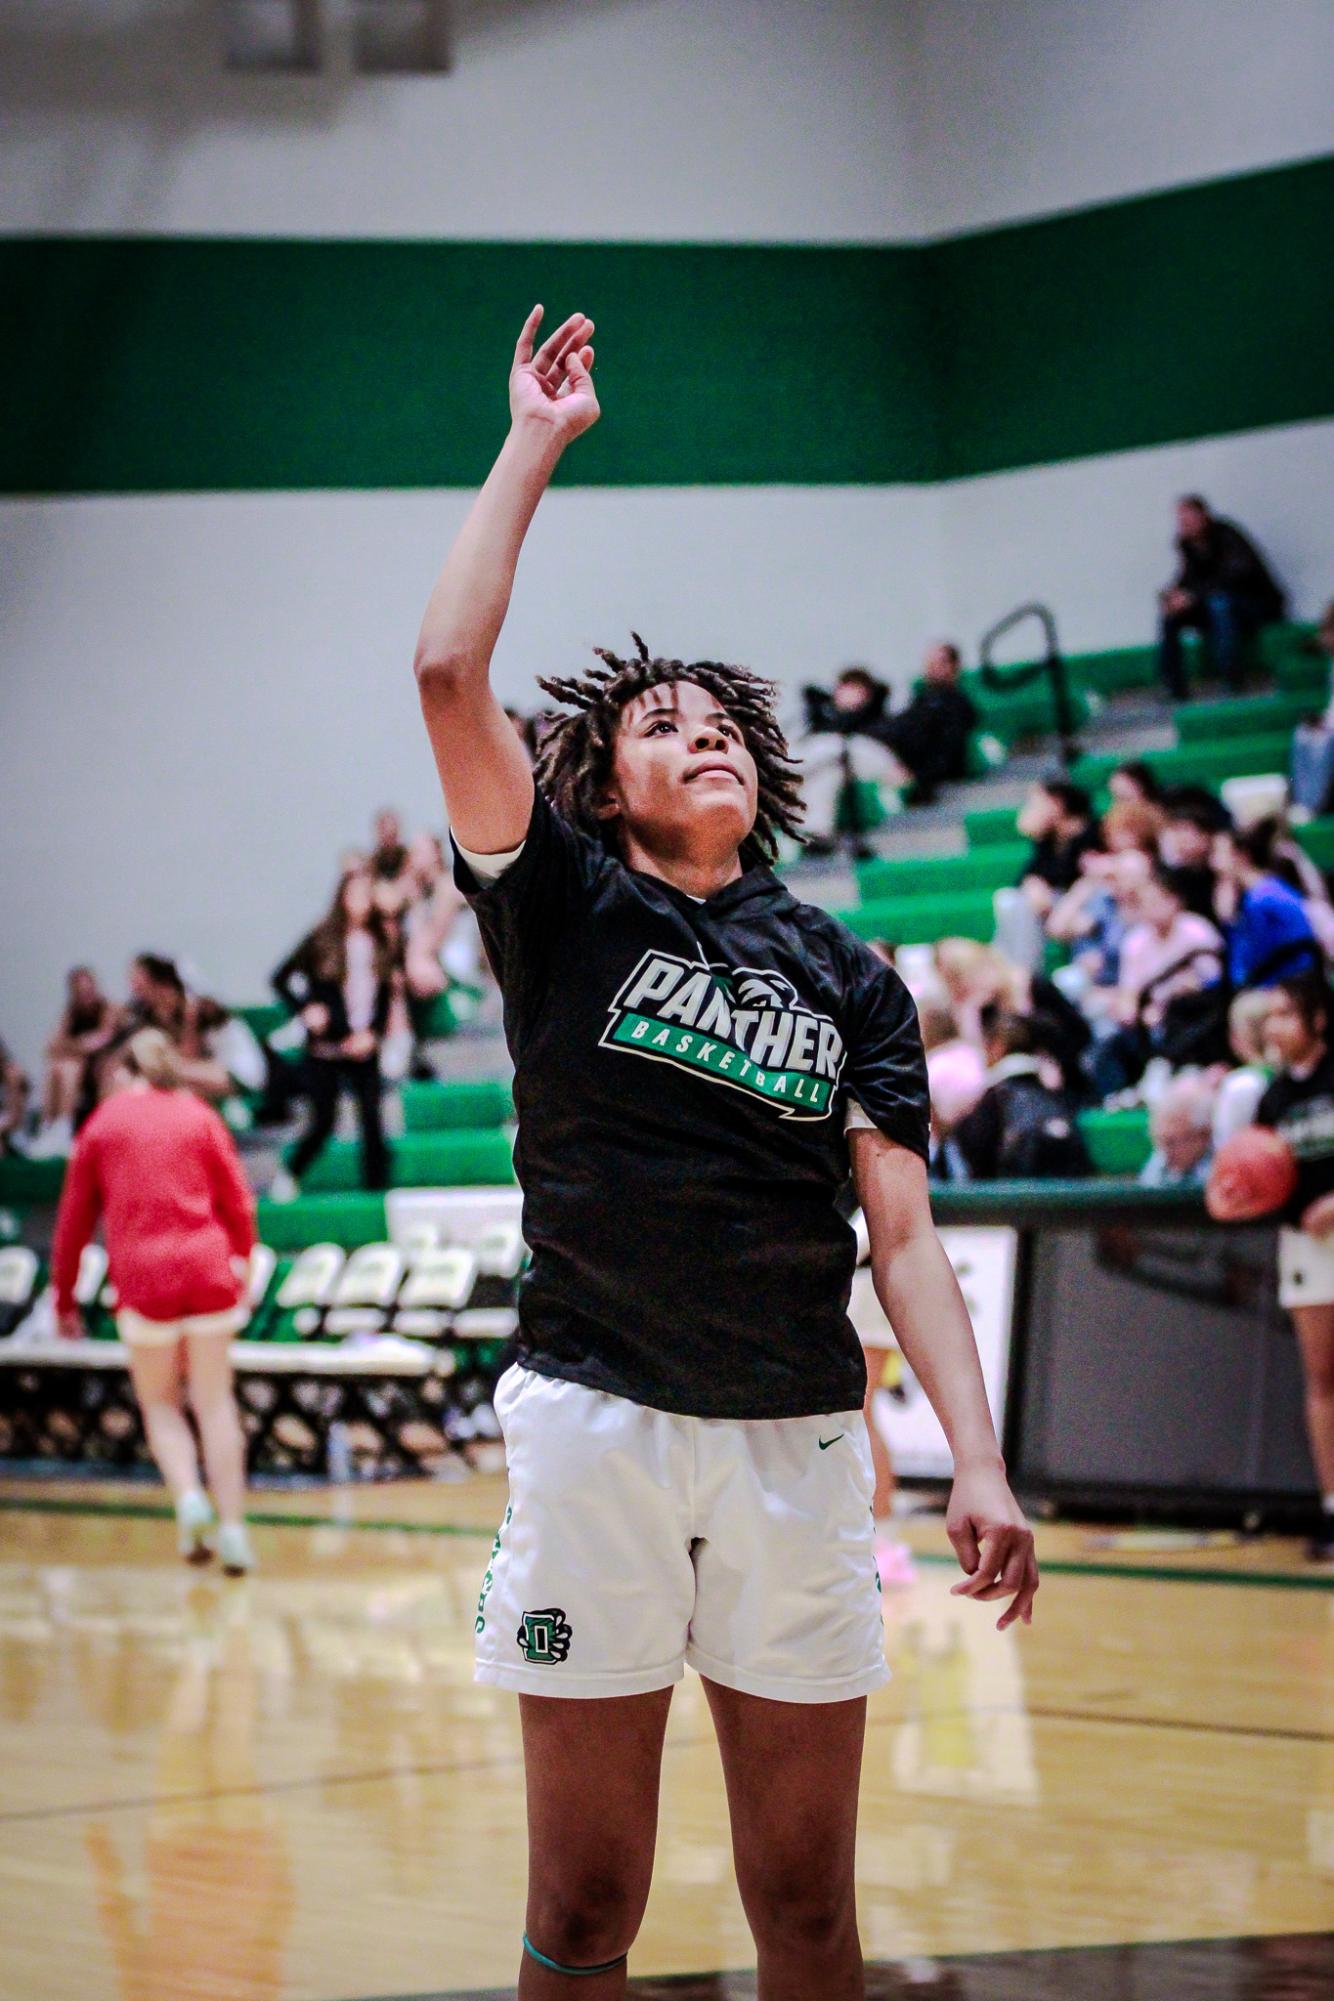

{"left": 443, "top": 1934, "right": 1334, "bottom": 1999}
{"left": 0, "top": 1479, "right": 1330, "bottom": 2001}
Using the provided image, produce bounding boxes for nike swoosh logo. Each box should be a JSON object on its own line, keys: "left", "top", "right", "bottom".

{"left": 818, "top": 1434, "right": 845, "bottom": 1450}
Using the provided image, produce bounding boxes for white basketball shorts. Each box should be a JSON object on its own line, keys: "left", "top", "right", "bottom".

{"left": 474, "top": 1364, "right": 889, "bottom": 1704}
{"left": 1278, "top": 1225, "right": 1334, "bottom": 1309}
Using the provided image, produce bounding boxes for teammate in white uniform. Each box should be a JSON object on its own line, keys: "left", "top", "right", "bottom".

{"left": 413, "top": 307, "right": 1039, "bottom": 1999}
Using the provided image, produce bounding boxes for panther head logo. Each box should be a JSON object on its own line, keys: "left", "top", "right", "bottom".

{"left": 731, "top": 969, "right": 801, "bottom": 1010}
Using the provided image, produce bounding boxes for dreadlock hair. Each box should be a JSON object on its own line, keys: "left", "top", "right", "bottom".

{"left": 534, "top": 635, "right": 805, "bottom": 867}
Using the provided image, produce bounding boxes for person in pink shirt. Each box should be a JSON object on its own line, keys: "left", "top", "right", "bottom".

{"left": 1115, "top": 867, "right": 1223, "bottom": 1029}
{"left": 50, "top": 1028, "right": 257, "bottom": 1573}
{"left": 1087, "top": 866, "right": 1224, "bottom": 1095}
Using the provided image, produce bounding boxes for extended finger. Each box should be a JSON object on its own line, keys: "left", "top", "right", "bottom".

{"left": 544, "top": 326, "right": 595, "bottom": 391}
{"left": 513, "top": 303, "right": 544, "bottom": 368}
{"left": 533, "top": 311, "right": 591, "bottom": 375}
{"left": 556, "top": 345, "right": 596, "bottom": 394}
{"left": 997, "top": 1554, "right": 1040, "bottom": 1631}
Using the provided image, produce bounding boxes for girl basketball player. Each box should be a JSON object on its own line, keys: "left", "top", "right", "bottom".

{"left": 413, "top": 308, "right": 1038, "bottom": 1997}
{"left": 51, "top": 1029, "right": 257, "bottom": 1574}
{"left": 1250, "top": 974, "right": 1334, "bottom": 1561}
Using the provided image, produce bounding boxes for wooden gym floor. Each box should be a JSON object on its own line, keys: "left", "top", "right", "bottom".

{"left": 0, "top": 1476, "right": 1330, "bottom": 1999}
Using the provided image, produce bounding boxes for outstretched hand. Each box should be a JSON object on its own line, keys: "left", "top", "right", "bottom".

{"left": 946, "top": 1461, "right": 1039, "bottom": 1631}
{"left": 509, "top": 305, "right": 599, "bottom": 445}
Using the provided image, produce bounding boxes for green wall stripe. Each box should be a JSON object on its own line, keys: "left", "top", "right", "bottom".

{"left": 1, "top": 155, "right": 1330, "bottom": 494}
{"left": 930, "top": 153, "right": 1334, "bottom": 479}
{"left": 0, "top": 239, "right": 936, "bottom": 491}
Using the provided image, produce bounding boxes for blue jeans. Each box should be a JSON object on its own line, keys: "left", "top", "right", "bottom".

{"left": 1158, "top": 591, "right": 1267, "bottom": 698}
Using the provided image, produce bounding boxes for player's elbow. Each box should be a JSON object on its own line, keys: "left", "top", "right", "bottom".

{"left": 413, "top": 644, "right": 475, "bottom": 701}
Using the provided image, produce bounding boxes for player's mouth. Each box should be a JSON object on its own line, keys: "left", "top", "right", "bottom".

{"left": 685, "top": 761, "right": 742, "bottom": 784}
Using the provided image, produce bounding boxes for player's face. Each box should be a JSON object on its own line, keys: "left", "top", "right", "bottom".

{"left": 603, "top": 681, "right": 759, "bottom": 858}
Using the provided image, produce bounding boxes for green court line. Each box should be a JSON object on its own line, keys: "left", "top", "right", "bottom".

{"left": 0, "top": 1494, "right": 490, "bottom": 1538}
{"left": 2, "top": 1494, "right": 1330, "bottom": 1589}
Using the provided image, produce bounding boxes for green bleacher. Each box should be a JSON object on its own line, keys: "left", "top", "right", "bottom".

{"left": 855, "top": 843, "right": 1029, "bottom": 904}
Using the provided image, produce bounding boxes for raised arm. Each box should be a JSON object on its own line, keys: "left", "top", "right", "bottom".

{"left": 413, "top": 306, "right": 599, "bottom": 854}
{"left": 850, "top": 1126, "right": 1039, "bottom": 1629}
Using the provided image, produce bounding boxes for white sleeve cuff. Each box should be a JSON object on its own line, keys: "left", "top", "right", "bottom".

{"left": 455, "top": 836, "right": 527, "bottom": 886}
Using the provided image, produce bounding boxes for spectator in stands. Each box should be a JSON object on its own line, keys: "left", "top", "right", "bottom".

{"left": 0, "top": 1037, "right": 29, "bottom": 1155}
{"left": 1048, "top": 833, "right": 1158, "bottom": 1001}
{"left": 1211, "top": 989, "right": 1274, "bottom": 1149}
{"left": 1107, "top": 760, "right": 1162, "bottom": 807}
{"left": 916, "top": 993, "right": 987, "bottom": 1148}
{"left": 1157, "top": 494, "right": 1286, "bottom": 699}
{"left": 177, "top": 996, "right": 268, "bottom": 1106}
{"left": 269, "top": 871, "right": 396, "bottom": 1198}
{"left": 799, "top": 664, "right": 898, "bottom": 856}
{"left": 1047, "top": 811, "right": 1145, "bottom": 1001}
{"left": 1139, "top": 1072, "right": 1215, "bottom": 1187}
{"left": 933, "top": 939, "right": 1091, "bottom": 1105}
{"left": 993, "top": 779, "right": 1098, "bottom": 970}
{"left": 41, "top": 967, "right": 117, "bottom": 1142}
{"left": 126, "top": 953, "right": 188, "bottom": 1039}
{"left": 1158, "top": 789, "right": 1228, "bottom": 921}
{"left": 1213, "top": 823, "right": 1321, "bottom": 988}
{"left": 1289, "top": 602, "right": 1334, "bottom": 814}
{"left": 369, "top": 808, "right": 409, "bottom": 886}
{"left": 1235, "top": 815, "right": 1334, "bottom": 958}
{"left": 945, "top": 1009, "right": 1091, "bottom": 1181}
{"left": 1086, "top": 865, "right": 1223, "bottom": 1094}
{"left": 50, "top": 1027, "right": 257, "bottom": 1574}
{"left": 879, "top": 643, "right": 978, "bottom": 807}
{"left": 1016, "top": 779, "right": 1098, "bottom": 906}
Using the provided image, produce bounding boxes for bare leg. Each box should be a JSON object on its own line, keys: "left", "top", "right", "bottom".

{"left": 704, "top": 1679, "right": 866, "bottom": 2001}
{"left": 860, "top": 1346, "right": 895, "bottom": 1523}
{"left": 185, "top": 1332, "right": 248, "bottom": 1525}
{"left": 1291, "top": 1303, "right": 1334, "bottom": 1498}
{"left": 517, "top": 1688, "right": 672, "bottom": 1997}
{"left": 127, "top": 1343, "right": 201, "bottom": 1502}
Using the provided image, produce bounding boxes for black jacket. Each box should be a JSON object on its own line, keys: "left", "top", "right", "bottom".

{"left": 884, "top": 683, "right": 978, "bottom": 785}
{"left": 802, "top": 678, "right": 894, "bottom": 743}
{"left": 272, "top": 932, "right": 394, "bottom": 1048}
{"left": 1173, "top": 517, "right": 1285, "bottom": 620}
{"left": 949, "top": 1059, "right": 1092, "bottom": 1181}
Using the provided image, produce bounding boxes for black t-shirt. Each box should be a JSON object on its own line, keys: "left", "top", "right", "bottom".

{"left": 454, "top": 789, "right": 930, "bottom": 1419}
{"left": 1021, "top": 826, "right": 1099, "bottom": 894}
{"left": 1256, "top": 1050, "right": 1334, "bottom": 1223}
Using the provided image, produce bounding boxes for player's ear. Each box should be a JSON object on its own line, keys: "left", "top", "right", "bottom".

{"left": 593, "top": 790, "right": 621, "bottom": 822}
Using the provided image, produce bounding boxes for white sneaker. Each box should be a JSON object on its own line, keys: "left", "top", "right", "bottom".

{"left": 176, "top": 1488, "right": 215, "bottom": 1564}
{"left": 268, "top": 1167, "right": 299, "bottom": 1203}
{"left": 216, "top": 1523, "right": 257, "bottom": 1576}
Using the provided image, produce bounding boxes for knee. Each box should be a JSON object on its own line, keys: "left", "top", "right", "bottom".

{"left": 741, "top": 1860, "right": 856, "bottom": 1955}
{"left": 526, "top": 1869, "right": 646, "bottom": 1967}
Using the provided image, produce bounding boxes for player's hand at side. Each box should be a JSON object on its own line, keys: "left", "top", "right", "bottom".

{"left": 509, "top": 305, "right": 598, "bottom": 445}
{"left": 1302, "top": 1192, "right": 1334, "bottom": 1237}
{"left": 946, "top": 1461, "right": 1039, "bottom": 1630}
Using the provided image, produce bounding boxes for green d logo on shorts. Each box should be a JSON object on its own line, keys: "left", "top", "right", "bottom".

{"left": 517, "top": 1608, "right": 572, "bottom": 1664}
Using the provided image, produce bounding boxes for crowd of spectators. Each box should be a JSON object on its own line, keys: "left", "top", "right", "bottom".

{"left": 900, "top": 764, "right": 1334, "bottom": 1186}
{"left": 2, "top": 802, "right": 495, "bottom": 1189}
{"left": 4, "top": 493, "right": 1329, "bottom": 1205}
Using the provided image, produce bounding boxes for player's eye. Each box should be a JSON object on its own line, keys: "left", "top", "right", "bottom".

{"left": 645, "top": 719, "right": 675, "bottom": 735}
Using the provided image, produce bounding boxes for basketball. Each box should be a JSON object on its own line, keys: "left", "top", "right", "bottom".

{"left": 1206, "top": 1126, "right": 1299, "bottom": 1222}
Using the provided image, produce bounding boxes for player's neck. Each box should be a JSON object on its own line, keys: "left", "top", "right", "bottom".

{"left": 619, "top": 830, "right": 745, "bottom": 902}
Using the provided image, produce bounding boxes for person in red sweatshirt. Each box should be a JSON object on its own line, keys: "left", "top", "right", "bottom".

{"left": 51, "top": 1028, "right": 258, "bottom": 1573}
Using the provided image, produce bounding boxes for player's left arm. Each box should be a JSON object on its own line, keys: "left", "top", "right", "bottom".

{"left": 850, "top": 1124, "right": 1039, "bottom": 1629}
